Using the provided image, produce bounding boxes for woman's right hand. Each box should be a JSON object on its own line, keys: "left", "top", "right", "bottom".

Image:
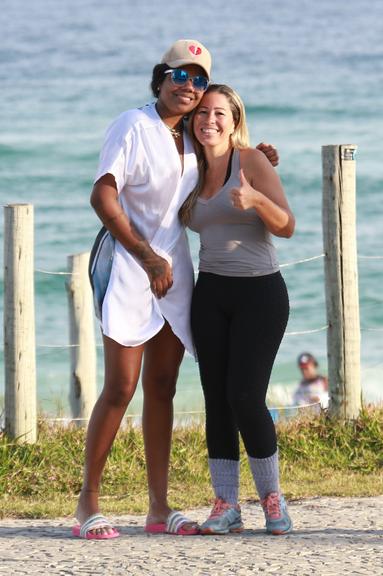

{"left": 142, "top": 253, "right": 173, "bottom": 299}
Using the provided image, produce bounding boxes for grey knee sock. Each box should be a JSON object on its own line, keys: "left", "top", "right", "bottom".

{"left": 208, "top": 458, "right": 240, "bottom": 506}
{"left": 248, "top": 451, "right": 280, "bottom": 500}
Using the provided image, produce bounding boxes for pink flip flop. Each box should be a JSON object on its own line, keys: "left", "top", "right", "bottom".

{"left": 145, "top": 511, "right": 199, "bottom": 535}
{"left": 72, "top": 513, "right": 120, "bottom": 540}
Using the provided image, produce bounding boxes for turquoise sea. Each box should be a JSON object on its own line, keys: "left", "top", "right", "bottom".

{"left": 1, "top": 0, "right": 382, "bottom": 418}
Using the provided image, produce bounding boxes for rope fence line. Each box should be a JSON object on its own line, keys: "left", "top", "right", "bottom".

{"left": 33, "top": 250, "right": 383, "bottom": 279}
{"left": 285, "top": 325, "right": 328, "bottom": 336}
{"left": 279, "top": 253, "right": 325, "bottom": 267}
{"left": 35, "top": 269, "right": 78, "bottom": 276}
{"left": 31, "top": 249, "right": 382, "bottom": 351}
{"left": 35, "top": 324, "right": 382, "bottom": 349}
{"left": 35, "top": 256, "right": 327, "bottom": 275}
{"left": 37, "top": 343, "right": 81, "bottom": 348}
{"left": 33, "top": 250, "right": 382, "bottom": 345}
{"left": 31, "top": 251, "right": 326, "bottom": 350}
{"left": 42, "top": 400, "right": 324, "bottom": 425}
{"left": 35, "top": 325, "right": 329, "bottom": 348}
{"left": 31, "top": 246, "right": 381, "bottom": 349}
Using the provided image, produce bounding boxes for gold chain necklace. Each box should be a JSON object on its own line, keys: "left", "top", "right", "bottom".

{"left": 164, "top": 121, "right": 183, "bottom": 139}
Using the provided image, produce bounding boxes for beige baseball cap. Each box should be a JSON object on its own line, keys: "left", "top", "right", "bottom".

{"left": 161, "top": 39, "right": 211, "bottom": 79}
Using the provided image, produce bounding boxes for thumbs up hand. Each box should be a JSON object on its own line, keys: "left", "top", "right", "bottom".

{"left": 230, "top": 169, "right": 257, "bottom": 210}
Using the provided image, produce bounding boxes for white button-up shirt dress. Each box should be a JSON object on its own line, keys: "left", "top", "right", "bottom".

{"left": 94, "top": 103, "right": 198, "bottom": 357}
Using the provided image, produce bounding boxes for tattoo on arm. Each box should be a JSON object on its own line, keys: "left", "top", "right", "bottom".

{"left": 102, "top": 210, "right": 163, "bottom": 269}
{"left": 133, "top": 241, "right": 154, "bottom": 261}
{"left": 146, "top": 263, "right": 165, "bottom": 279}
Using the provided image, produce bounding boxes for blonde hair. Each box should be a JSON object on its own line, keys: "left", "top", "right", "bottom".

{"left": 179, "top": 84, "right": 250, "bottom": 226}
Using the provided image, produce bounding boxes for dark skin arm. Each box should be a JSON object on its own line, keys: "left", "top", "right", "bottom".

{"left": 90, "top": 173, "right": 172, "bottom": 298}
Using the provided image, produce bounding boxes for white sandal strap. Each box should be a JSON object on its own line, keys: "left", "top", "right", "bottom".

{"left": 79, "top": 513, "right": 113, "bottom": 537}
{"left": 166, "top": 511, "right": 194, "bottom": 534}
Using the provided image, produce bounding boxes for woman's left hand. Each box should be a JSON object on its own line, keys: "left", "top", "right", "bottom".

{"left": 230, "top": 169, "right": 258, "bottom": 210}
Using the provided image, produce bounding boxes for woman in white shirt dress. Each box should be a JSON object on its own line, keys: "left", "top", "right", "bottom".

{"left": 73, "top": 39, "right": 278, "bottom": 539}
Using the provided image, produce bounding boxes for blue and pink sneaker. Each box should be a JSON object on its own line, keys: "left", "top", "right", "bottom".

{"left": 261, "top": 492, "right": 293, "bottom": 535}
{"left": 200, "top": 498, "right": 244, "bottom": 535}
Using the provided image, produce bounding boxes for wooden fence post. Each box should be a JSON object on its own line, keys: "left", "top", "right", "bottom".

{"left": 4, "top": 204, "right": 37, "bottom": 443}
{"left": 322, "top": 144, "right": 361, "bottom": 419}
{"left": 66, "top": 252, "right": 97, "bottom": 426}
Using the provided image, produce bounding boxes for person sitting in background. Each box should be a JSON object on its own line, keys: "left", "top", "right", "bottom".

{"left": 293, "top": 352, "right": 329, "bottom": 409}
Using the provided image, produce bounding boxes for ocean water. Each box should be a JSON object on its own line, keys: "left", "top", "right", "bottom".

{"left": 1, "top": 0, "right": 382, "bottom": 418}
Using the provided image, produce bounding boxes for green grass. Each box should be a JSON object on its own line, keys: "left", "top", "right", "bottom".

{"left": 0, "top": 406, "right": 382, "bottom": 518}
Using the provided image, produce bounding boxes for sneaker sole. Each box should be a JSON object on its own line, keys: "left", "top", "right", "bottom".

{"left": 201, "top": 524, "right": 244, "bottom": 535}
{"left": 268, "top": 521, "right": 293, "bottom": 536}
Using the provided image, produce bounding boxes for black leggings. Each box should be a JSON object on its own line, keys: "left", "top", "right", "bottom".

{"left": 191, "top": 271, "right": 289, "bottom": 460}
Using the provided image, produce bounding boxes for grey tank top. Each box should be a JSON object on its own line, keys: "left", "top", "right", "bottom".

{"left": 188, "top": 149, "right": 279, "bottom": 277}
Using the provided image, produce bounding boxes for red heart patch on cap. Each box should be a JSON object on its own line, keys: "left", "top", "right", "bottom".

{"left": 189, "top": 45, "right": 202, "bottom": 56}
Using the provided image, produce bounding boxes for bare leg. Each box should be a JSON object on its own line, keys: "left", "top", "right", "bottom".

{"left": 75, "top": 335, "right": 144, "bottom": 535}
{"left": 142, "top": 322, "right": 185, "bottom": 525}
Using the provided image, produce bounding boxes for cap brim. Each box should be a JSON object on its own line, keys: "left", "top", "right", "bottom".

{"left": 165, "top": 59, "right": 210, "bottom": 79}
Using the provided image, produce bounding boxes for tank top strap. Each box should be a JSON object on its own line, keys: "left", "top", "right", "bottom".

{"left": 227, "top": 149, "right": 241, "bottom": 187}
{"left": 233, "top": 148, "right": 241, "bottom": 172}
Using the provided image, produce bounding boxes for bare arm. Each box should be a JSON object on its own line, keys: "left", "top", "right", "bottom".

{"left": 91, "top": 173, "right": 172, "bottom": 298}
{"left": 230, "top": 149, "right": 295, "bottom": 238}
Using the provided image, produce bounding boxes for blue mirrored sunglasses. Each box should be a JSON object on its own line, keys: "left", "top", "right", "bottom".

{"left": 165, "top": 69, "right": 209, "bottom": 92}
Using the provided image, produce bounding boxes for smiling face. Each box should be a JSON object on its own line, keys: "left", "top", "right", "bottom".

{"left": 156, "top": 64, "right": 207, "bottom": 121}
{"left": 192, "top": 91, "right": 236, "bottom": 151}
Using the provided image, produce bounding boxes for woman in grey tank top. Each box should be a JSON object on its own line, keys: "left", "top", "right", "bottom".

{"left": 179, "top": 84, "right": 295, "bottom": 535}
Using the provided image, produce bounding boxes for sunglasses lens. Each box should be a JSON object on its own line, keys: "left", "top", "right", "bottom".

{"left": 193, "top": 76, "right": 209, "bottom": 91}
{"left": 171, "top": 69, "right": 189, "bottom": 84}
{"left": 170, "top": 69, "right": 209, "bottom": 91}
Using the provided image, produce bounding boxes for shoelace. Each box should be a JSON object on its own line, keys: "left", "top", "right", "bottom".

{"left": 263, "top": 493, "right": 281, "bottom": 519}
{"left": 209, "top": 498, "right": 230, "bottom": 518}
